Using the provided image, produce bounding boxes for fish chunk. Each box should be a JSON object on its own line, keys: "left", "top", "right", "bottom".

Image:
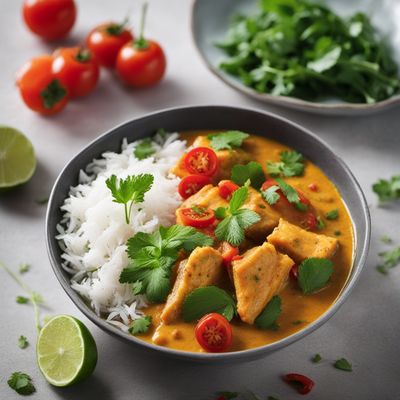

{"left": 267, "top": 218, "right": 339, "bottom": 263}
{"left": 160, "top": 247, "right": 223, "bottom": 324}
{"left": 232, "top": 242, "right": 294, "bottom": 324}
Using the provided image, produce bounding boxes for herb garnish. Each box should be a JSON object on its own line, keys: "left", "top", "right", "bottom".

{"left": 334, "top": 358, "right": 353, "bottom": 371}
{"left": 255, "top": 296, "right": 282, "bottom": 330}
{"left": 231, "top": 161, "right": 266, "bottom": 189}
{"left": 298, "top": 258, "right": 334, "bottom": 294}
{"left": 19, "top": 263, "right": 30, "bottom": 274}
{"left": 215, "top": 186, "right": 261, "bottom": 246}
{"left": 40, "top": 79, "right": 67, "bottom": 109}
{"left": 326, "top": 209, "right": 339, "bottom": 220}
{"left": 275, "top": 178, "right": 308, "bottom": 211}
{"left": 120, "top": 225, "right": 213, "bottom": 303}
{"left": 8, "top": 372, "right": 36, "bottom": 395}
{"left": 106, "top": 173, "right": 154, "bottom": 224}
{"left": 208, "top": 131, "right": 249, "bottom": 151}
{"left": 261, "top": 184, "right": 280, "bottom": 205}
{"left": 316, "top": 216, "right": 325, "bottom": 230}
{"left": 18, "top": 335, "right": 29, "bottom": 349}
{"left": 372, "top": 175, "right": 400, "bottom": 202}
{"left": 134, "top": 138, "right": 156, "bottom": 160}
{"left": 129, "top": 316, "right": 152, "bottom": 335}
{"left": 182, "top": 286, "right": 236, "bottom": 322}
{"left": 311, "top": 353, "right": 322, "bottom": 363}
{"left": 267, "top": 151, "right": 305, "bottom": 177}
{"left": 377, "top": 246, "right": 400, "bottom": 275}
{"left": 380, "top": 235, "right": 392, "bottom": 244}
{"left": 16, "top": 296, "right": 29, "bottom": 304}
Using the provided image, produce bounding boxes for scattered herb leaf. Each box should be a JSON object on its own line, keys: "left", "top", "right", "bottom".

{"left": 292, "top": 320, "right": 306, "bottom": 325}
{"left": 380, "top": 235, "right": 392, "bottom": 244}
{"left": 312, "top": 353, "right": 322, "bottom": 363}
{"left": 334, "top": 230, "right": 341, "bottom": 236}
{"left": 372, "top": 175, "right": 400, "bottom": 202}
{"left": 317, "top": 216, "right": 325, "bottom": 230}
{"left": 261, "top": 184, "right": 280, "bottom": 205}
{"left": 8, "top": 372, "right": 35, "bottom": 395}
{"left": 16, "top": 296, "right": 29, "bottom": 304}
{"left": 208, "top": 131, "right": 249, "bottom": 151}
{"left": 376, "top": 246, "right": 400, "bottom": 274}
{"left": 231, "top": 161, "right": 266, "bottom": 189}
{"left": 298, "top": 258, "right": 334, "bottom": 294}
{"left": 128, "top": 316, "right": 152, "bottom": 335}
{"left": 267, "top": 151, "right": 305, "bottom": 177}
{"left": 18, "top": 335, "right": 29, "bottom": 349}
{"left": 255, "top": 296, "right": 282, "bottom": 329}
{"left": 334, "top": 358, "right": 353, "bottom": 371}
{"left": 19, "top": 263, "right": 30, "bottom": 274}
{"left": 134, "top": 138, "right": 156, "bottom": 160}
{"left": 275, "top": 178, "right": 308, "bottom": 212}
{"left": 326, "top": 208, "right": 339, "bottom": 220}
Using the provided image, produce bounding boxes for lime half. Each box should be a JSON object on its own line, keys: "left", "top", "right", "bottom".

{"left": 37, "top": 315, "right": 97, "bottom": 387}
{"left": 0, "top": 126, "right": 36, "bottom": 189}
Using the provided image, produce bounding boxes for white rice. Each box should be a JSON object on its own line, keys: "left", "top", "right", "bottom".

{"left": 56, "top": 132, "right": 187, "bottom": 330}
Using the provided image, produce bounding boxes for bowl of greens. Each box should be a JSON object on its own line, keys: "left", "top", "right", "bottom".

{"left": 191, "top": 0, "right": 400, "bottom": 114}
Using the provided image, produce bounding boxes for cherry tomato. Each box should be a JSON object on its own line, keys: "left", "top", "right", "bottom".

{"left": 218, "top": 180, "right": 239, "bottom": 200}
{"left": 283, "top": 373, "right": 315, "bottom": 395}
{"left": 86, "top": 22, "right": 133, "bottom": 68}
{"left": 289, "top": 263, "right": 298, "bottom": 281}
{"left": 302, "top": 212, "right": 318, "bottom": 231}
{"left": 16, "top": 55, "right": 69, "bottom": 115}
{"left": 178, "top": 175, "right": 211, "bottom": 199}
{"left": 52, "top": 47, "right": 99, "bottom": 98}
{"left": 218, "top": 241, "right": 239, "bottom": 267}
{"left": 23, "top": 0, "right": 76, "bottom": 40}
{"left": 183, "top": 147, "right": 219, "bottom": 177}
{"left": 177, "top": 206, "right": 216, "bottom": 228}
{"left": 195, "top": 313, "right": 233, "bottom": 353}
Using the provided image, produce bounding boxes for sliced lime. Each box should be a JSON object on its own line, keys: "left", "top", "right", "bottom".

{"left": 0, "top": 126, "right": 36, "bottom": 189}
{"left": 37, "top": 315, "right": 97, "bottom": 387}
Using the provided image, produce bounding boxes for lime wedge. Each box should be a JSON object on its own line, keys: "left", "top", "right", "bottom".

{"left": 37, "top": 315, "right": 97, "bottom": 387}
{"left": 0, "top": 126, "right": 36, "bottom": 189}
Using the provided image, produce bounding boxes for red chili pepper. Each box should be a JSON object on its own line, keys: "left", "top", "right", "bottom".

{"left": 284, "top": 373, "right": 315, "bottom": 395}
{"left": 289, "top": 263, "right": 298, "bottom": 281}
{"left": 308, "top": 183, "right": 318, "bottom": 192}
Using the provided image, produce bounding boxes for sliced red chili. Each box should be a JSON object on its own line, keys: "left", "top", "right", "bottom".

{"left": 284, "top": 373, "right": 315, "bottom": 395}
{"left": 183, "top": 147, "right": 219, "bottom": 176}
{"left": 289, "top": 263, "right": 298, "bottom": 281}
{"left": 302, "top": 212, "right": 317, "bottom": 231}
{"left": 177, "top": 206, "right": 216, "bottom": 228}
{"left": 218, "top": 180, "right": 239, "bottom": 200}
{"left": 178, "top": 174, "right": 211, "bottom": 199}
{"left": 218, "top": 241, "right": 239, "bottom": 267}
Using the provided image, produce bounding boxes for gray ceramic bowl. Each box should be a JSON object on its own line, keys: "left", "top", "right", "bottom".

{"left": 191, "top": 0, "right": 400, "bottom": 115}
{"left": 46, "top": 105, "right": 370, "bottom": 362}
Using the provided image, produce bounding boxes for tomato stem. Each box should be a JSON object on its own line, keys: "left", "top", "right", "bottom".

{"left": 135, "top": 2, "right": 149, "bottom": 49}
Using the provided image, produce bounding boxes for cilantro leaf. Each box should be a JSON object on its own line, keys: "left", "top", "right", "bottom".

{"left": 377, "top": 246, "right": 400, "bottom": 275}
{"left": 182, "top": 286, "right": 236, "bottom": 322}
{"left": 228, "top": 186, "right": 248, "bottom": 213}
{"left": 261, "top": 184, "right": 280, "bottom": 205}
{"left": 255, "top": 296, "right": 282, "bottom": 329}
{"left": 372, "top": 175, "right": 400, "bottom": 202}
{"left": 326, "top": 208, "right": 339, "bottom": 220}
{"left": 18, "top": 335, "right": 29, "bottom": 349}
{"left": 8, "top": 372, "right": 35, "bottom": 395}
{"left": 19, "top": 263, "right": 30, "bottom": 274}
{"left": 312, "top": 353, "right": 322, "bottom": 363}
{"left": 16, "top": 296, "right": 29, "bottom": 304}
{"left": 129, "top": 316, "right": 152, "bottom": 335}
{"left": 298, "top": 258, "right": 334, "bottom": 294}
{"left": 134, "top": 138, "right": 156, "bottom": 160}
{"left": 267, "top": 151, "right": 305, "bottom": 177}
{"left": 275, "top": 178, "right": 300, "bottom": 203}
{"left": 334, "top": 358, "right": 353, "bottom": 371}
{"left": 106, "top": 173, "right": 154, "bottom": 224}
{"left": 380, "top": 235, "right": 392, "bottom": 244}
{"left": 208, "top": 130, "right": 249, "bottom": 151}
{"left": 231, "top": 161, "right": 266, "bottom": 189}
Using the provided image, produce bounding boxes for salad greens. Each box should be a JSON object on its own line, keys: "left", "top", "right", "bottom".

{"left": 217, "top": 0, "right": 400, "bottom": 103}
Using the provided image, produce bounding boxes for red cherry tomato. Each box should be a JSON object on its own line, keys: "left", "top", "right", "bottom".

{"left": 23, "top": 0, "right": 76, "bottom": 40}
{"left": 284, "top": 373, "right": 315, "bottom": 395}
{"left": 218, "top": 180, "right": 239, "bottom": 200}
{"left": 218, "top": 241, "right": 239, "bottom": 267}
{"left": 52, "top": 47, "right": 99, "bottom": 98}
{"left": 289, "top": 263, "right": 298, "bottom": 281}
{"left": 195, "top": 313, "right": 233, "bottom": 353}
{"left": 183, "top": 147, "right": 219, "bottom": 177}
{"left": 86, "top": 22, "right": 133, "bottom": 68}
{"left": 16, "top": 55, "right": 69, "bottom": 115}
{"left": 177, "top": 207, "right": 216, "bottom": 228}
{"left": 178, "top": 175, "right": 211, "bottom": 199}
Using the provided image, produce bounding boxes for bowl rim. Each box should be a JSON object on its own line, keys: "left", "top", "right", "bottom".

{"left": 46, "top": 104, "right": 371, "bottom": 362}
{"left": 190, "top": 0, "right": 400, "bottom": 114}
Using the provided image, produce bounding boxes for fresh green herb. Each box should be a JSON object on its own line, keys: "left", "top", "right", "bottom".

{"left": 334, "top": 358, "right": 353, "bottom": 371}
{"left": 267, "top": 151, "right": 305, "bottom": 177}
{"left": 106, "top": 174, "right": 154, "bottom": 224}
{"left": 215, "top": 186, "right": 261, "bottom": 246}
{"left": 19, "top": 263, "right": 30, "bottom": 274}
{"left": 208, "top": 130, "right": 249, "bottom": 151}
{"left": 120, "top": 225, "right": 213, "bottom": 303}
{"left": 131, "top": 281, "right": 143, "bottom": 295}
{"left": 41, "top": 79, "right": 67, "bottom": 109}
{"left": 255, "top": 296, "right": 282, "bottom": 330}
{"left": 231, "top": 161, "right": 266, "bottom": 189}
{"left": 372, "top": 175, "right": 400, "bottom": 202}
{"left": 182, "top": 286, "right": 236, "bottom": 322}
{"left": 18, "top": 335, "right": 29, "bottom": 349}
{"left": 312, "top": 353, "right": 322, "bottom": 363}
{"left": 376, "top": 246, "right": 400, "bottom": 274}
{"left": 326, "top": 208, "right": 339, "bottom": 220}
{"left": 380, "top": 235, "right": 392, "bottom": 244}
{"left": 16, "top": 296, "right": 29, "bottom": 304}
{"left": 317, "top": 216, "right": 326, "bottom": 230}
{"left": 275, "top": 178, "right": 307, "bottom": 211}
{"left": 216, "top": 391, "right": 239, "bottom": 400}
{"left": 334, "top": 230, "right": 341, "bottom": 236}
{"left": 34, "top": 197, "right": 49, "bottom": 205}
{"left": 128, "top": 316, "right": 152, "bottom": 335}
{"left": 8, "top": 372, "right": 35, "bottom": 395}
{"left": 261, "top": 184, "right": 280, "bottom": 205}
{"left": 134, "top": 138, "right": 156, "bottom": 160}
{"left": 298, "top": 258, "right": 334, "bottom": 294}
{"left": 217, "top": 0, "right": 400, "bottom": 104}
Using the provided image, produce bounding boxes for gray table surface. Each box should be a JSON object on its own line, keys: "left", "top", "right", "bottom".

{"left": 1, "top": 0, "right": 400, "bottom": 399}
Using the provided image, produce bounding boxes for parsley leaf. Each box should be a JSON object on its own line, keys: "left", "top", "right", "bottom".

{"left": 215, "top": 186, "right": 261, "bottom": 246}
{"left": 129, "top": 316, "right": 152, "bottom": 335}
{"left": 208, "top": 130, "right": 249, "bottom": 151}
{"left": 298, "top": 258, "right": 334, "bottom": 294}
{"left": 261, "top": 184, "right": 280, "bottom": 205}
{"left": 19, "top": 263, "right": 30, "bottom": 274}
{"left": 255, "top": 296, "right": 282, "bottom": 329}
{"left": 16, "top": 296, "right": 29, "bottom": 304}
{"left": 18, "top": 335, "right": 29, "bottom": 349}
{"left": 182, "top": 286, "right": 237, "bottom": 322}
{"left": 134, "top": 138, "right": 156, "bottom": 160}
{"left": 372, "top": 175, "right": 400, "bottom": 202}
{"left": 120, "top": 225, "right": 213, "bottom": 303}
{"left": 312, "top": 353, "right": 322, "bottom": 363}
{"left": 334, "top": 358, "right": 353, "bottom": 371}
{"left": 8, "top": 372, "right": 35, "bottom": 395}
{"left": 377, "top": 246, "right": 400, "bottom": 274}
{"left": 326, "top": 208, "right": 339, "bottom": 220}
{"left": 231, "top": 161, "right": 266, "bottom": 189}
{"left": 267, "top": 151, "right": 305, "bottom": 177}
{"left": 106, "top": 173, "right": 154, "bottom": 224}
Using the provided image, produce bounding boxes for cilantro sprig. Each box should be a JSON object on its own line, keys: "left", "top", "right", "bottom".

{"left": 120, "top": 225, "right": 213, "bottom": 303}
{"left": 208, "top": 130, "right": 249, "bottom": 151}
{"left": 372, "top": 175, "right": 400, "bottom": 202}
{"left": 215, "top": 186, "right": 261, "bottom": 246}
{"left": 265, "top": 178, "right": 308, "bottom": 211}
{"left": 129, "top": 315, "right": 152, "bottom": 335}
{"left": 106, "top": 174, "right": 154, "bottom": 224}
{"left": 18, "top": 335, "right": 29, "bottom": 349}
{"left": 8, "top": 372, "right": 35, "bottom": 395}
{"left": 267, "top": 151, "right": 305, "bottom": 177}
{"left": 298, "top": 258, "right": 334, "bottom": 294}
{"left": 134, "top": 138, "right": 156, "bottom": 160}
{"left": 377, "top": 245, "right": 400, "bottom": 275}
{"left": 231, "top": 161, "right": 266, "bottom": 189}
